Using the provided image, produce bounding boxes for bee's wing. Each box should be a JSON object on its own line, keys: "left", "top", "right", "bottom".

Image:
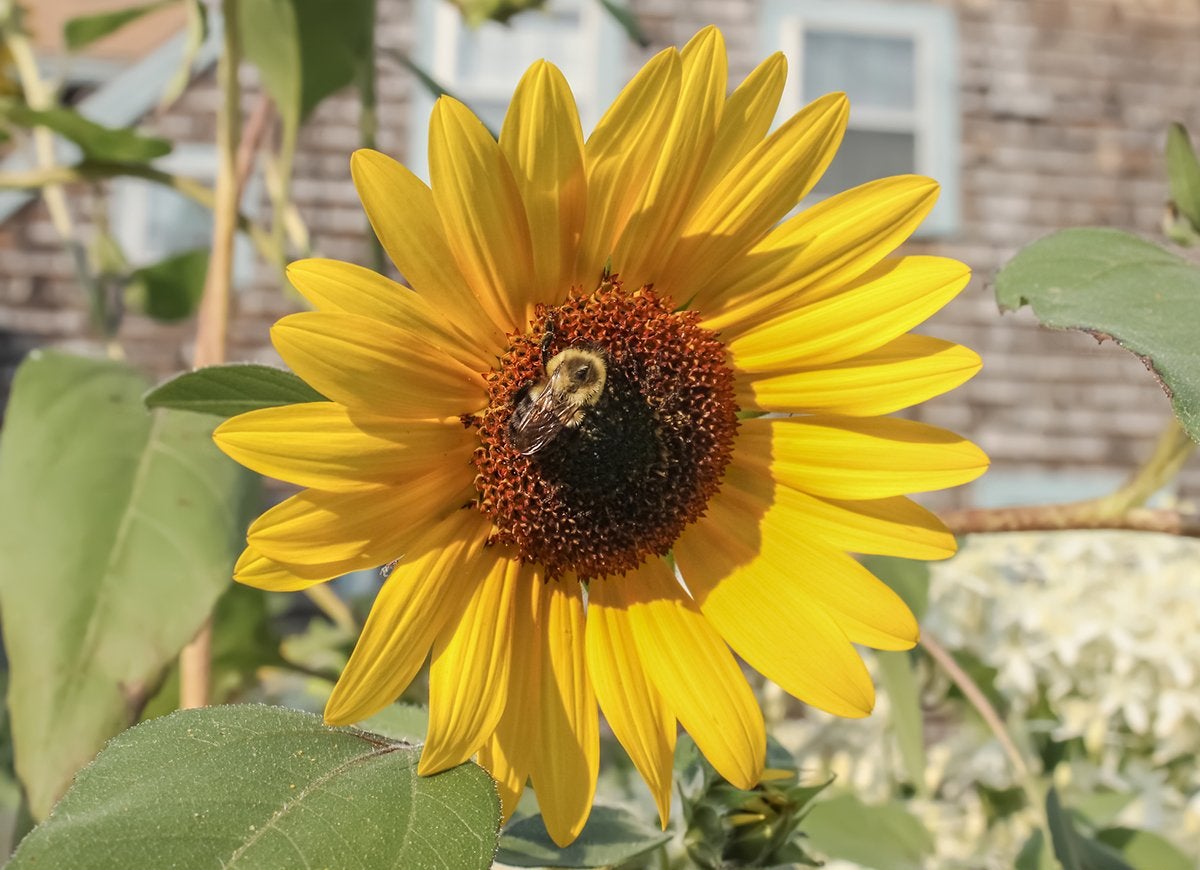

{"left": 510, "top": 385, "right": 578, "bottom": 455}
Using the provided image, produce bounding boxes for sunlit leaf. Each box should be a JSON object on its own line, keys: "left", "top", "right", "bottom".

{"left": 0, "top": 101, "right": 171, "bottom": 163}
{"left": 144, "top": 363, "right": 327, "bottom": 417}
{"left": 63, "top": 0, "right": 179, "bottom": 51}
{"left": 498, "top": 805, "right": 670, "bottom": 868}
{"left": 0, "top": 352, "right": 251, "bottom": 819}
{"left": 159, "top": 0, "right": 210, "bottom": 110}
{"left": 1097, "top": 828, "right": 1193, "bottom": 870}
{"left": 8, "top": 706, "right": 500, "bottom": 868}
{"left": 995, "top": 228, "right": 1200, "bottom": 442}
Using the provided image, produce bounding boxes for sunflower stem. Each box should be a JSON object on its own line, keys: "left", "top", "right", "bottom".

{"left": 180, "top": 0, "right": 244, "bottom": 710}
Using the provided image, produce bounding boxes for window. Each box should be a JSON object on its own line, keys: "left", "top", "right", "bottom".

{"left": 407, "top": 0, "right": 628, "bottom": 181}
{"left": 761, "top": 0, "right": 961, "bottom": 235}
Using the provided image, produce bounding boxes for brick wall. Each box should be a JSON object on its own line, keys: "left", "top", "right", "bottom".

{"left": 1, "top": 0, "right": 1198, "bottom": 506}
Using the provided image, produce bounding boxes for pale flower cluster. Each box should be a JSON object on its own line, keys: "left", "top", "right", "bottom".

{"left": 772, "top": 530, "right": 1200, "bottom": 865}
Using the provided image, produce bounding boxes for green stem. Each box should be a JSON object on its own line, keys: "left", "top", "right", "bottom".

{"left": 357, "top": 2, "right": 386, "bottom": 274}
{"left": 180, "top": 0, "right": 243, "bottom": 711}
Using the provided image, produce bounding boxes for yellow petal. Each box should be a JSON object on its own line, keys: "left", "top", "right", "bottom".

{"left": 247, "top": 467, "right": 474, "bottom": 578}
{"left": 705, "top": 464, "right": 923, "bottom": 650}
{"left": 233, "top": 545, "right": 323, "bottom": 592}
{"left": 286, "top": 258, "right": 496, "bottom": 371}
{"left": 214, "top": 402, "right": 476, "bottom": 489}
{"left": 587, "top": 579, "right": 676, "bottom": 828}
{"left": 689, "top": 52, "right": 787, "bottom": 211}
{"left": 659, "top": 92, "right": 848, "bottom": 301}
{"left": 576, "top": 48, "right": 681, "bottom": 286}
{"left": 350, "top": 149, "right": 508, "bottom": 351}
{"left": 736, "top": 416, "right": 989, "bottom": 500}
{"left": 675, "top": 488, "right": 879, "bottom": 714}
{"left": 271, "top": 311, "right": 487, "bottom": 419}
{"left": 720, "top": 456, "right": 956, "bottom": 560}
{"left": 725, "top": 256, "right": 971, "bottom": 370}
{"left": 529, "top": 577, "right": 598, "bottom": 847}
{"left": 702, "top": 175, "right": 941, "bottom": 331}
{"left": 323, "top": 509, "right": 493, "bottom": 724}
{"left": 617, "top": 559, "right": 764, "bottom": 790}
{"left": 485, "top": 563, "right": 548, "bottom": 821}
{"left": 430, "top": 97, "right": 535, "bottom": 333}
{"left": 420, "top": 556, "right": 518, "bottom": 774}
{"left": 610, "top": 26, "right": 726, "bottom": 286}
{"left": 735, "top": 334, "right": 982, "bottom": 416}
{"left": 501, "top": 60, "right": 586, "bottom": 306}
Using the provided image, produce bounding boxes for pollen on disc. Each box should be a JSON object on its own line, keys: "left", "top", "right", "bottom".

{"left": 472, "top": 277, "right": 738, "bottom": 580}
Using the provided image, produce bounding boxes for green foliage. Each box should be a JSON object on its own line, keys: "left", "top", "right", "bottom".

{"left": 8, "top": 706, "right": 501, "bottom": 869}
{"left": 596, "top": 0, "right": 650, "bottom": 47}
{"left": 63, "top": 0, "right": 179, "bottom": 51}
{"left": 677, "top": 735, "right": 829, "bottom": 868}
{"left": 145, "top": 363, "right": 327, "bottom": 417}
{"left": 449, "top": 0, "right": 548, "bottom": 27}
{"left": 239, "top": 0, "right": 374, "bottom": 128}
{"left": 995, "top": 227, "right": 1200, "bottom": 442}
{"left": 126, "top": 247, "right": 209, "bottom": 322}
{"left": 1045, "top": 786, "right": 1135, "bottom": 870}
{"left": 0, "top": 101, "right": 171, "bottom": 162}
{"left": 875, "top": 649, "right": 927, "bottom": 793}
{"left": 862, "top": 555, "right": 930, "bottom": 621}
{"left": 802, "top": 793, "right": 934, "bottom": 870}
{"left": 1165, "top": 123, "right": 1200, "bottom": 237}
{"left": 498, "top": 805, "right": 671, "bottom": 868}
{"left": 0, "top": 352, "right": 252, "bottom": 820}
{"left": 1097, "top": 828, "right": 1194, "bottom": 870}
{"left": 159, "top": 0, "right": 209, "bottom": 110}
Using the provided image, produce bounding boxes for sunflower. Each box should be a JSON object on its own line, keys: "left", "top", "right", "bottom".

{"left": 213, "top": 26, "right": 987, "bottom": 846}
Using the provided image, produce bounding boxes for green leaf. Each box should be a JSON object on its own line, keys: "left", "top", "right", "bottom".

{"left": 876, "top": 650, "right": 926, "bottom": 793}
{"left": 995, "top": 228, "right": 1200, "bottom": 442}
{"left": 9, "top": 706, "right": 500, "bottom": 869}
{"left": 595, "top": 0, "right": 650, "bottom": 47}
{"left": 449, "top": 0, "right": 548, "bottom": 26}
{"left": 497, "top": 804, "right": 671, "bottom": 868}
{"left": 1046, "top": 786, "right": 1135, "bottom": 870}
{"left": 0, "top": 101, "right": 171, "bottom": 163}
{"left": 144, "top": 363, "right": 327, "bottom": 417}
{"left": 64, "top": 0, "right": 178, "bottom": 50}
{"left": 239, "top": 0, "right": 374, "bottom": 129}
{"left": 126, "top": 247, "right": 209, "bottom": 322}
{"left": 861, "top": 555, "right": 930, "bottom": 621}
{"left": 356, "top": 703, "right": 429, "bottom": 743}
{"left": 0, "top": 351, "right": 251, "bottom": 820}
{"left": 1097, "top": 828, "right": 1193, "bottom": 870}
{"left": 1166, "top": 123, "right": 1200, "bottom": 233}
{"left": 159, "top": 0, "right": 210, "bottom": 110}
{"left": 803, "top": 793, "right": 934, "bottom": 870}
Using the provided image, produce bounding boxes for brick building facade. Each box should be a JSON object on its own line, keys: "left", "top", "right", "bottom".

{"left": 2, "top": 0, "right": 1198, "bottom": 507}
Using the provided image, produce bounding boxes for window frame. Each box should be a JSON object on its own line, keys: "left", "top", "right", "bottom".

{"left": 760, "top": 0, "right": 961, "bottom": 236}
{"left": 406, "top": 0, "right": 629, "bottom": 182}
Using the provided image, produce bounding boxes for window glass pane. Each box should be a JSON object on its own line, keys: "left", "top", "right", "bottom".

{"left": 813, "top": 128, "right": 915, "bottom": 193}
{"left": 803, "top": 30, "right": 915, "bottom": 110}
{"left": 452, "top": 0, "right": 590, "bottom": 92}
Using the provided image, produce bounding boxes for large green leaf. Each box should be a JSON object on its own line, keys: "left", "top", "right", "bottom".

{"left": 239, "top": 0, "right": 374, "bottom": 128}
{"left": 0, "top": 351, "right": 251, "bottom": 819}
{"left": 64, "top": 0, "right": 179, "bottom": 50}
{"left": 995, "top": 228, "right": 1200, "bottom": 441}
{"left": 803, "top": 793, "right": 934, "bottom": 870}
{"left": 9, "top": 706, "right": 501, "bottom": 869}
{"left": 144, "top": 363, "right": 327, "bottom": 417}
{"left": 498, "top": 805, "right": 671, "bottom": 868}
{"left": 0, "top": 101, "right": 171, "bottom": 163}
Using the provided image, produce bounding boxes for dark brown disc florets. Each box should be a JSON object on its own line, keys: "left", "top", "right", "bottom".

{"left": 472, "top": 278, "right": 738, "bottom": 580}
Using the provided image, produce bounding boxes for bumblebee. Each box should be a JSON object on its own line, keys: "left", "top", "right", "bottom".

{"left": 509, "top": 348, "right": 607, "bottom": 455}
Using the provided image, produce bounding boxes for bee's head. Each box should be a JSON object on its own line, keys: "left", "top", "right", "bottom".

{"left": 546, "top": 347, "right": 607, "bottom": 405}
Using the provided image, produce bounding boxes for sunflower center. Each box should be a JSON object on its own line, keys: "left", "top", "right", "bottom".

{"left": 472, "top": 278, "right": 738, "bottom": 580}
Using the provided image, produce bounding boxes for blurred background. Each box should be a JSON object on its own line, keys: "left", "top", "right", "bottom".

{"left": 3, "top": 0, "right": 1199, "bottom": 509}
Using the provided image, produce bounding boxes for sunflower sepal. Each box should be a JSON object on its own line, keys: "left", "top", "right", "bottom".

{"left": 144, "top": 362, "right": 327, "bottom": 418}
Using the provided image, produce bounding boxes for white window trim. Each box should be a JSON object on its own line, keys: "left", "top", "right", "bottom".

{"left": 763, "top": 0, "right": 961, "bottom": 236}
{"left": 407, "top": 0, "right": 628, "bottom": 182}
